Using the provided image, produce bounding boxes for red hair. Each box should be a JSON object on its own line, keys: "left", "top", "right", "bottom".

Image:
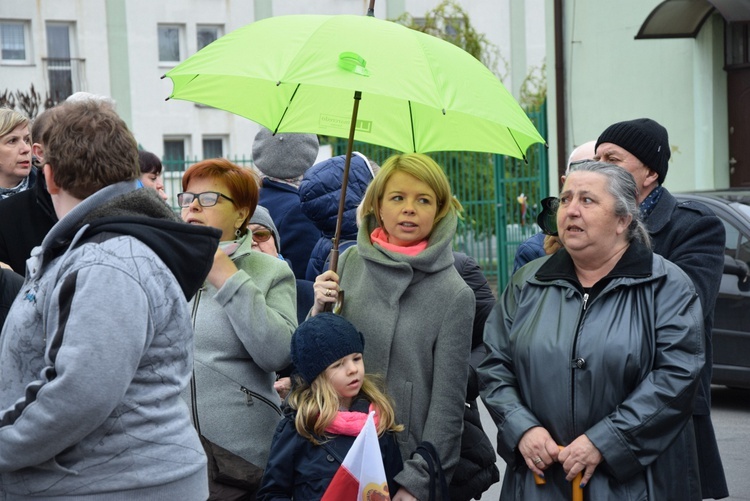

{"left": 182, "top": 159, "right": 260, "bottom": 232}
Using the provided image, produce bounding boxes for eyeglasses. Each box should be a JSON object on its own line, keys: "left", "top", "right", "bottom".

{"left": 251, "top": 229, "right": 273, "bottom": 243}
{"left": 177, "top": 191, "right": 235, "bottom": 208}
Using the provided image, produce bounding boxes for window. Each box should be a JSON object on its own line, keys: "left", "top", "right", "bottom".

{"left": 158, "top": 24, "right": 183, "bottom": 63}
{"left": 45, "top": 23, "right": 77, "bottom": 102}
{"left": 726, "top": 23, "right": 750, "bottom": 68}
{"left": 723, "top": 219, "right": 740, "bottom": 258}
{"left": 202, "top": 137, "right": 224, "bottom": 159}
{"left": 163, "top": 138, "right": 186, "bottom": 163}
{"left": 0, "top": 20, "right": 30, "bottom": 63}
{"left": 197, "top": 25, "right": 222, "bottom": 51}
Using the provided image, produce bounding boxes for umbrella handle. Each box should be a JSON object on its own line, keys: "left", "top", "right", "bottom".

{"left": 325, "top": 89, "right": 361, "bottom": 315}
{"left": 322, "top": 289, "right": 345, "bottom": 314}
{"left": 532, "top": 446, "right": 584, "bottom": 501}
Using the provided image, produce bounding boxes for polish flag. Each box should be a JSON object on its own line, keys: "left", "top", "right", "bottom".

{"left": 321, "top": 411, "right": 391, "bottom": 501}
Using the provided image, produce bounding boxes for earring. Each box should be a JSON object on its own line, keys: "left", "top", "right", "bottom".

{"left": 235, "top": 228, "right": 242, "bottom": 239}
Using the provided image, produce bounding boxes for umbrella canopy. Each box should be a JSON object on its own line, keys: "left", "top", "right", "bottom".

{"left": 163, "top": 14, "right": 545, "bottom": 158}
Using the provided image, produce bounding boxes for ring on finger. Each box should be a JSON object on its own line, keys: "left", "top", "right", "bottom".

{"left": 325, "top": 289, "right": 332, "bottom": 297}
{"left": 533, "top": 457, "right": 543, "bottom": 465}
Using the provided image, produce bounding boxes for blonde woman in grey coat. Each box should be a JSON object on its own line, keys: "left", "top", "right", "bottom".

{"left": 313, "top": 153, "right": 475, "bottom": 501}
{"left": 180, "top": 159, "right": 297, "bottom": 500}
{"left": 479, "top": 162, "right": 704, "bottom": 500}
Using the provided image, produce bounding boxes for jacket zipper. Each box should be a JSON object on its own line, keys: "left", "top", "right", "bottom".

{"left": 193, "top": 287, "right": 282, "bottom": 418}
{"left": 570, "top": 291, "right": 589, "bottom": 437}
{"left": 240, "top": 385, "right": 282, "bottom": 416}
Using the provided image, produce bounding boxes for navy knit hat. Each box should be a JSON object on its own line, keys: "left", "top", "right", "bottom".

{"left": 596, "top": 118, "right": 671, "bottom": 185}
{"left": 291, "top": 313, "right": 365, "bottom": 384}
{"left": 252, "top": 127, "right": 319, "bottom": 180}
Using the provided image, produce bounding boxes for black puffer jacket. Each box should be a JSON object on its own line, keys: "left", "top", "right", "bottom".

{"left": 0, "top": 268, "right": 23, "bottom": 331}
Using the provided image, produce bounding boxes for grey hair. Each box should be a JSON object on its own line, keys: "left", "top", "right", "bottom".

{"left": 567, "top": 160, "right": 651, "bottom": 247}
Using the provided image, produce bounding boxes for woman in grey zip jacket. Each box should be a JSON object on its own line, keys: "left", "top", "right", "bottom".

{"left": 179, "top": 159, "right": 297, "bottom": 499}
{"left": 479, "top": 162, "right": 704, "bottom": 500}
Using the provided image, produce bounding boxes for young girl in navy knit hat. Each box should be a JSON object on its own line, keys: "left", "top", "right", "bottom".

{"left": 257, "top": 313, "right": 403, "bottom": 501}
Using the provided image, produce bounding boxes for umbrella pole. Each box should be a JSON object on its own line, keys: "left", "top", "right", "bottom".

{"left": 325, "top": 90, "right": 361, "bottom": 313}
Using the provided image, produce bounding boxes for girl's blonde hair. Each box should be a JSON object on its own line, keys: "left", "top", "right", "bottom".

{"left": 359, "top": 153, "right": 462, "bottom": 232}
{"left": 288, "top": 373, "right": 403, "bottom": 446}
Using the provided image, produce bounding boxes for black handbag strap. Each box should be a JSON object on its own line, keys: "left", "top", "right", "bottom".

{"left": 411, "top": 441, "right": 450, "bottom": 501}
{"left": 189, "top": 288, "right": 203, "bottom": 435}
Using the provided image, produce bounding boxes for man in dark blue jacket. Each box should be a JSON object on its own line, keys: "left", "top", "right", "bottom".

{"left": 253, "top": 127, "right": 321, "bottom": 280}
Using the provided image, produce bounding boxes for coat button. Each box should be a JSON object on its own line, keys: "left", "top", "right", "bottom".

{"left": 574, "top": 357, "right": 586, "bottom": 369}
{"left": 326, "top": 454, "right": 334, "bottom": 462}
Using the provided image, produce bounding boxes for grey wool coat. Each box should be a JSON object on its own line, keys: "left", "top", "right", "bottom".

{"left": 335, "top": 210, "right": 476, "bottom": 501}
{"left": 479, "top": 243, "right": 705, "bottom": 501}
{"left": 185, "top": 235, "right": 297, "bottom": 469}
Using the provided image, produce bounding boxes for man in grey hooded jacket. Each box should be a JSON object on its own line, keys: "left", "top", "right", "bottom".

{"left": 0, "top": 100, "right": 220, "bottom": 499}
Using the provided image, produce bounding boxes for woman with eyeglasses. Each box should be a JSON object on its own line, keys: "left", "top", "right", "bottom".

{"left": 179, "top": 158, "right": 297, "bottom": 500}
{"left": 247, "top": 205, "right": 283, "bottom": 259}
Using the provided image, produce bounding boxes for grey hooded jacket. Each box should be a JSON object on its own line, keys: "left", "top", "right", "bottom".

{"left": 479, "top": 243, "right": 704, "bottom": 501}
{"left": 0, "top": 182, "right": 219, "bottom": 500}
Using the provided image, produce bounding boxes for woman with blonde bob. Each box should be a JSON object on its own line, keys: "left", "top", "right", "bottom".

{"left": 258, "top": 313, "right": 403, "bottom": 500}
{"left": 312, "top": 153, "right": 476, "bottom": 501}
{"left": 179, "top": 158, "right": 297, "bottom": 500}
{"left": 0, "top": 107, "right": 32, "bottom": 198}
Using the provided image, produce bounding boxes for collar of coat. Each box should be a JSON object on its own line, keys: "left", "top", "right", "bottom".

{"left": 357, "top": 209, "right": 458, "bottom": 276}
{"left": 535, "top": 240, "right": 654, "bottom": 287}
{"left": 643, "top": 187, "right": 677, "bottom": 234}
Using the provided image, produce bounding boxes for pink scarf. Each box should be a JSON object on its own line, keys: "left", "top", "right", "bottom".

{"left": 325, "top": 404, "right": 380, "bottom": 437}
{"left": 370, "top": 227, "right": 428, "bottom": 256}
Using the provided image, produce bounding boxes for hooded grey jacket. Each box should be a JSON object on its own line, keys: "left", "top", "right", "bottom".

{"left": 185, "top": 233, "right": 297, "bottom": 469}
{"left": 335, "top": 210, "right": 475, "bottom": 500}
{"left": 0, "top": 182, "right": 220, "bottom": 500}
{"left": 479, "top": 243, "right": 704, "bottom": 501}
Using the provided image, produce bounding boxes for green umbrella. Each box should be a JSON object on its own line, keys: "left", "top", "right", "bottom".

{"left": 164, "top": 14, "right": 543, "bottom": 156}
{"left": 163, "top": 13, "right": 545, "bottom": 277}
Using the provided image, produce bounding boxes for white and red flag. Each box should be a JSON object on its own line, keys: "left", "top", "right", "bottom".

{"left": 321, "top": 411, "right": 391, "bottom": 501}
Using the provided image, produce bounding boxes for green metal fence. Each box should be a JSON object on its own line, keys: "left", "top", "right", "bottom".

{"left": 161, "top": 102, "right": 548, "bottom": 294}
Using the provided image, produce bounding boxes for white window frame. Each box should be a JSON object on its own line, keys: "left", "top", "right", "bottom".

{"left": 162, "top": 136, "right": 191, "bottom": 208}
{"left": 45, "top": 22, "right": 80, "bottom": 101}
{"left": 202, "top": 136, "right": 226, "bottom": 159}
{"left": 0, "top": 20, "right": 32, "bottom": 64}
{"left": 158, "top": 24, "right": 185, "bottom": 65}
{"left": 196, "top": 24, "right": 223, "bottom": 52}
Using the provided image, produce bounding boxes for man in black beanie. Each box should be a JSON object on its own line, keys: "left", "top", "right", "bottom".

{"left": 595, "top": 118, "right": 728, "bottom": 500}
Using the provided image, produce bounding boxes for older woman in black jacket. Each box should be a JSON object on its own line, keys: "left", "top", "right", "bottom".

{"left": 479, "top": 161, "right": 704, "bottom": 500}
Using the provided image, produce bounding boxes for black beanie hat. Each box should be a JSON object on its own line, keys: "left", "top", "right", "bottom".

{"left": 291, "top": 313, "right": 365, "bottom": 384}
{"left": 596, "top": 118, "right": 671, "bottom": 185}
